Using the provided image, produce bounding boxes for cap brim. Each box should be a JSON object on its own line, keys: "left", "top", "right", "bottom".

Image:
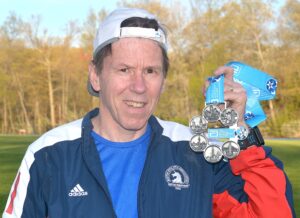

{"left": 87, "top": 80, "right": 99, "bottom": 97}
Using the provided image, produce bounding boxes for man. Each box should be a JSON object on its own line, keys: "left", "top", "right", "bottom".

{"left": 3, "top": 7, "right": 295, "bottom": 218}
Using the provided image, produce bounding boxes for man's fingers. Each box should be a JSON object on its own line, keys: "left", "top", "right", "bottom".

{"left": 224, "top": 82, "right": 246, "bottom": 100}
{"left": 213, "top": 66, "right": 234, "bottom": 80}
{"left": 204, "top": 65, "right": 247, "bottom": 125}
{"left": 204, "top": 76, "right": 242, "bottom": 95}
{"left": 223, "top": 80, "right": 243, "bottom": 93}
{"left": 224, "top": 88, "right": 246, "bottom": 100}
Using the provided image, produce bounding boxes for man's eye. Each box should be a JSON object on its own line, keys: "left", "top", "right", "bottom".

{"left": 146, "top": 68, "right": 154, "bottom": 74}
{"left": 120, "top": 68, "right": 128, "bottom": 73}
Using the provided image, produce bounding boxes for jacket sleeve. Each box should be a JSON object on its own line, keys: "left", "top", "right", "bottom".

{"left": 212, "top": 145, "right": 295, "bottom": 218}
{"left": 2, "top": 148, "right": 47, "bottom": 218}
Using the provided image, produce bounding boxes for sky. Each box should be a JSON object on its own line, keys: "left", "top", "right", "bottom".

{"left": 0, "top": 0, "right": 124, "bottom": 36}
{"left": 0, "top": 0, "right": 285, "bottom": 37}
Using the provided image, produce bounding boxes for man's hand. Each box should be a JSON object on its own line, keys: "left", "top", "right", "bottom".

{"left": 204, "top": 66, "right": 248, "bottom": 127}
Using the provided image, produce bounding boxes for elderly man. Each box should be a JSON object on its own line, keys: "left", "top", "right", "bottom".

{"left": 3, "top": 8, "right": 295, "bottom": 218}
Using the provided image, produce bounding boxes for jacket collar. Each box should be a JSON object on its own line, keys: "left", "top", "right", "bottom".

{"left": 81, "top": 108, "right": 113, "bottom": 208}
{"left": 80, "top": 108, "right": 164, "bottom": 197}
{"left": 81, "top": 108, "right": 164, "bottom": 145}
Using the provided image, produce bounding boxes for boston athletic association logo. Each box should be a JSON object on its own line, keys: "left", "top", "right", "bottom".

{"left": 165, "top": 165, "right": 190, "bottom": 190}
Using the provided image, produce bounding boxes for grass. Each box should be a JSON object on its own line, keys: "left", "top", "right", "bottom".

{"left": 265, "top": 139, "right": 300, "bottom": 217}
{"left": 0, "top": 136, "right": 299, "bottom": 216}
{"left": 0, "top": 135, "right": 38, "bottom": 214}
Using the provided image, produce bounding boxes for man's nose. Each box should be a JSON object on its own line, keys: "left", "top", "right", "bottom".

{"left": 130, "top": 72, "right": 147, "bottom": 93}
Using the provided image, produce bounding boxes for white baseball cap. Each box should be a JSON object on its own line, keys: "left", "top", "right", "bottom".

{"left": 88, "top": 7, "right": 168, "bottom": 96}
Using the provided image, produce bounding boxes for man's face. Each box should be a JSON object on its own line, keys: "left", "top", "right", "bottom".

{"left": 94, "top": 38, "right": 165, "bottom": 133}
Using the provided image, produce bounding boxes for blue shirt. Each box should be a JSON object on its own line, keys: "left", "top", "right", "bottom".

{"left": 91, "top": 125, "right": 151, "bottom": 218}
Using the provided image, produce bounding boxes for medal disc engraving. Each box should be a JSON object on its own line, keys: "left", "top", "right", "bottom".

{"left": 203, "top": 105, "right": 221, "bottom": 122}
{"left": 235, "top": 126, "right": 249, "bottom": 140}
{"left": 189, "top": 134, "right": 208, "bottom": 152}
{"left": 220, "top": 108, "right": 238, "bottom": 127}
{"left": 189, "top": 115, "right": 208, "bottom": 134}
{"left": 203, "top": 145, "right": 223, "bottom": 163}
{"left": 221, "top": 141, "right": 240, "bottom": 159}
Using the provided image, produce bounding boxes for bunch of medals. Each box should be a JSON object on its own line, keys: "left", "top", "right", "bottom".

{"left": 189, "top": 75, "right": 249, "bottom": 163}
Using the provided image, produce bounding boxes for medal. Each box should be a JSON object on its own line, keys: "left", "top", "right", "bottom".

{"left": 189, "top": 72, "right": 254, "bottom": 163}
{"left": 220, "top": 108, "right": 238, "bottom": 127}
{"left": 189, "top": 134, "right": 208, "bottom": 152}
{"left": 204, "top": 74, "right": 224, "bottom": 123}
{"left": 189, "top": 74, "right": 239, "bottom": 163}
{"left": 204, "top": 145, "right": 223, "bottom": 163}
{"left": 235, "top": 126, "right": 249, "bottom": 140}
{"left": 221, "top": 141, "right": 240, "bottom": 159}
{"left": 188, "top": 62, "right": 276, "bottom": 162}
{"left": 203, "top": 104, "right": 221, "bottom": 122}
{"left": 189, "top": 115, "right": 208, "bottom": 134}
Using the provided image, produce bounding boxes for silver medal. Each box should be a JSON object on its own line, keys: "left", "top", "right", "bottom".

{"left": 203, "top": 145, "right": 223, "bottom": 163}
{"left": 221, "top": 141, "right": 240, "bottom": 159}
{"left": 189, "top": 115, "right": 208, "bottom": 134}
{"left": 203, "top": 104, "right": 221, "bottom": 122}
{"left": 189, "top": 134, "right": 208, "bottom": 152}
{"left": 235, "top": 126, "right": 249, "bottom": 140}
{"left": 220, "top": 108, "right": 238, "bottom": 127}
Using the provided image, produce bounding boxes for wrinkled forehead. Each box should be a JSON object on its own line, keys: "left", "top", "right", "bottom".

{"left": 111, "top": 37, "right": 163, "bottom": 51}
{"left": 108, "top": 38, "right": 164, "bottom": 65}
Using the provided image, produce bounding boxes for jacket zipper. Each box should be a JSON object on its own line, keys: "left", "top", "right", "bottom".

{"left": 137, "top": 130, "right": 157, "bottom": 218}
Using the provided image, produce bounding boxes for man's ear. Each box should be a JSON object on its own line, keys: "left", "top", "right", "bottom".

{"left": 88, "top": 62, "right": 101, "bottom": 92}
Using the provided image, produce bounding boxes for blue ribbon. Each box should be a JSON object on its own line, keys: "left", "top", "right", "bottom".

{"left": 226, "top": 61, "right": 277, "bottom": 127}
{"left": 208, "top": 128, "right": 235, "bottom": 138}
{"left": 206, "top": 75, "right": 225, "bottom": 104}
{"left": 205, "top": 61, "right": 277, "bottom": 127}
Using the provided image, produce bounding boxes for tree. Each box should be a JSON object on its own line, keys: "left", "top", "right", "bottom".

{"left": 0, "top": 13, "right": 34, "bottom": 133}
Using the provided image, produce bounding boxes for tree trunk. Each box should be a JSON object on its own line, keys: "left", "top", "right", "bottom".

{"left": 34, "top": 100, "right": 42, "bottom": 134}
{"left": 3, "top": 99, "right": 8, "bottom": 133}
{"left": 254, "top": 32, "right": 276, "bottom": 122}
{"left": 8, "top": 102, "right": 16, "bottom": 133}
{"left": 17, "top": 89, "right": 33, "bottom": 133}
{"left": 11, "top": 70, "right": 33, "bottom": 134}
{"left": 61, "top": 67, "right": 70, "bottom": 123}
{"left": 46, "top": 60, "right": 56, "bottom": 128}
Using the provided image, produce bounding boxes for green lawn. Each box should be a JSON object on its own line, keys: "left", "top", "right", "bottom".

{"left": 0, "top": 136, "right": 299, "bottom": 216}
{"left": 265, "top": 139, "right": 300, "bottom": 217}
{"left": 0, "top": 135, "right": 38, "bottom": 214}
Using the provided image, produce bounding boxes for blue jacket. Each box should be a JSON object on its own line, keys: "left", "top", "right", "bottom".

{"left": 3, "top": 109, "right": 295, "bottom": 218}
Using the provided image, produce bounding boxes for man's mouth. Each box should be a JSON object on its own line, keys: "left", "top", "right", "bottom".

{"left": 125, "top": 101, "right": 146, "bottom": 108}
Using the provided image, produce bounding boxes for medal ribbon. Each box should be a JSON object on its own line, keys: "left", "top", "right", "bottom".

{"left": 226, "top": 61, "right": 277, "bottom": 127}
{"left": 208, "top": 128, "right": 235, "bottom": 138}
{"left": 205, "top": 75, "right": 225, "bottom": 104}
